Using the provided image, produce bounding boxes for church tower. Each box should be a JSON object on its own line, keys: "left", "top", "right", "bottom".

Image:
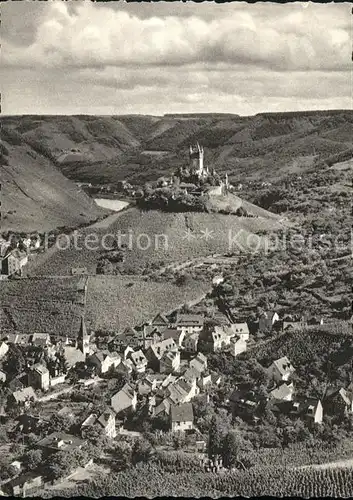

{"left": 78, "top": 316, "right": 90, "bottom": 356}
{"left": 189, "top": 143, "right": 205, "bottom": 177}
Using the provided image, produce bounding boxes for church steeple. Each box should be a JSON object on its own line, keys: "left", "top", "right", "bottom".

{"left": 78, "top": 316, "right": 90, "bottom": 356}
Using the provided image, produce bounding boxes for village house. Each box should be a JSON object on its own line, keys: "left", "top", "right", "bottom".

{"left": 190, "top": 352, "right": 207, "bottom": 373}
{"left": 168, "top": 377, "right": 200, "bottom": 404}
{"left": 282, "top": 321, "right": 303, "bottom": 331}
{"left": 323, "top": 386, "right": 353, "bottom": 417}
{"left": 153, "top": 398, "right": 171, "bottom": 417}
{"left": 30, "top": 333, "right": 52, "bottom": 348}
{"left": 28, "top": 363, "right": 50, "bottom": 391}
{"left": 198, "top": 322, "right": 231, "bottom": 353}
{"left": 269, "top": 381, "right": 295, "bottom": 401}
{"left": 267, "top": 356, "right": 295, "bottom": 383}
{"left": 0, "top": 369, "right": 7, "bottom": 383}
{"left": 5, "top": 471, "right": 43, "bottom": 497}
{"left": 159, "top": 350, "right": 181, "bottom": 374}
{"left": 81, "top": 409, "right": 117, "bottom": 439}
{"left": 116, "top": 358, "right": 133, "bottom": 375}
{"left": 110, "top": 383, "right": 137, "bottom": 416}
{"left": 10, "top": 386, "right": 37, "bottom": 408}
{"left": 271, "top": 398, "right": 323, "bottom": 425}
{"left": 230, "top": 336, "right": 247, "bottom": 357}
{"left": 197, "top": 373, "right": 212, "bottom": 391}
{"left": 182, "top": 332, "right": 199, "bottom": 353}
{"left": 212, "top": 275, "right": 224, "bottom": 286}
{"left": 230, "top": 322, "right": 250, "bottom": 341}
{"left": 0, "top": 340, "right": 9, "bottom": 359}
{"left": 138, "top": 375, "right": 159, "bottom": 396}
{"left": 150, "top": 313, "right": 170, "bottom": 330}
{"left": 145, "top": 338, "right": 178, "bottom": 371}
{"left": 0, "top": 249, "right": 28, "bottom": 277}
{"left": 31, "top": 235, "right": 41, "bottom": 250}
{"left": 161, "top": 328, "right": 185, "bottom": 347}
{"left": 88, "top": 350, "right": 121, "bottom": 375}
{"left": 174, "top": 313, "right": 204, "bottom": 334}
{"left": 229, "top": 388, "right": 266, "bottom": 422}
{"left": 259, "top": 311, "right": 280, "bottom": 332}
{"left": 5, "top": 333, "right": 31, "bottom": 345}
{"left": 35, "top": 432, "right": 85, "bottom": 456}
{"left": 142, "top": 325, "right": 164, "bottom": 349}
{"left": 128, "top": 349, "right": 148, "bottom": 373}
{"left": 8, "top": 375, "right": 26, "bottom": 392}
{"left": 170, "top": 402, "right": 194, "bottom": 432}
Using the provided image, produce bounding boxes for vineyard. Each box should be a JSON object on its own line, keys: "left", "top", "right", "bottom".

{"left": 44, "top": 463, "right": 353, "bottom": 497}
{"left": 248, "top": 327, "right": 352, "bottom": 368}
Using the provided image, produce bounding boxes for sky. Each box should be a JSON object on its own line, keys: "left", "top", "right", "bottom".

{"left": 1, "top": 1, "right": 351, "bottom": 116}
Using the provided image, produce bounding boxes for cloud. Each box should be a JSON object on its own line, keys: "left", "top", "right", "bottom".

{"left": 2, "top": 2, "right": 350, "bottom": 72}
{"left": 1, "top": 1, "right": 350, "bottom": 115}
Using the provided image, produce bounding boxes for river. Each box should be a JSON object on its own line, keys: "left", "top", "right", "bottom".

{"left": 94, "top": 198, "right": 130, "bottom": 212}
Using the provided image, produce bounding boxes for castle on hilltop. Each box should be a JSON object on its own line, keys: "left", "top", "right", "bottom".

{"left": 188, "top": 143, "right": 230, "bottom": 195}
{"left": 156, "top": 143, "right": 231, "bottom": 196}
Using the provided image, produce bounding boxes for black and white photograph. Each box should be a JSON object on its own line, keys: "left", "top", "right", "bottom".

{"left": 0, "top": 0, "right": 352, "bottom": 497}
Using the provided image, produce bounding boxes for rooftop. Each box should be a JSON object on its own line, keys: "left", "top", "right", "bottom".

{"left": 171, "top": 402, "right": 194, "bottom": 422}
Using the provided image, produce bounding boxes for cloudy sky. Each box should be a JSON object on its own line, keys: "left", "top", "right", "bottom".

{"left": 1, "top": 1, "right": 351, "bottom": 115}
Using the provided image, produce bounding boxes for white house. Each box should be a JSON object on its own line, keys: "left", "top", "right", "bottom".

{"left": 0, "top": 341, "right": 9, "bottom": 360}
{"left": 170, "top": 403, "right": 194, "bottom": 432}
{"left": 230, "top": 323, "right": 250, "bottom": 341}
{"left": 267, "top": 356, "right": 295, "bottom": 382}
{"left": 230, "top": 336, "right": 247, "bottom": 357}
{"left": 174, "top": 314, "right": 204, "bottom": 334}
{"left": 111, "top": 384, "right": 137, "bottom": 415}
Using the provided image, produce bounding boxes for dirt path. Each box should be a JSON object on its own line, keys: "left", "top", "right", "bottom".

{"left": 298, "top": 458, "right": 353, "bottom": 470}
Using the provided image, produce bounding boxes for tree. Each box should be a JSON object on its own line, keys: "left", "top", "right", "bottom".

{"left": 222, "top": 431, "right": 244, "bottom": 468}
{"left": 3, "top": 345, "right": 25, "bottom": 378}
{"left": 23, "top": 449, "right": 43, "bottom": 471}
{"left": 208, "top": 411, "right": 232, "bottom": 457}
{"left": 82, "top": 424, "right": 107, "bottom": 448}
{"left": 131, "top": 438, "right": 152, "bottom": 465}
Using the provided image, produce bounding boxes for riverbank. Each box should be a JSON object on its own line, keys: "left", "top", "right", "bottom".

{"left": 94, "top": 198, "right": 130, "bottom": 212}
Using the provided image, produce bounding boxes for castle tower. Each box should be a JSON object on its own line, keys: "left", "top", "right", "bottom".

{"left": 189, "top": 143, "right": 204, "bottom": 177}
{"left": 78, "top": 316, "right": 90, "bottom": 356}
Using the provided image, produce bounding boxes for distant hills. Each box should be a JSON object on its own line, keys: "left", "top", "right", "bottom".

{"left": 1, "top": 110, "right": 352, "bottom": 232}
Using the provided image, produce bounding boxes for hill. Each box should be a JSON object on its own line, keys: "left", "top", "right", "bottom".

{"left": 25, "top": 207, "right": 284, "bottom": 277}
{"left": 2, "top": 110, "right": 353, "bottom": 187}
{"left": 0, "top": 127, "right": 109, "bottom": 233}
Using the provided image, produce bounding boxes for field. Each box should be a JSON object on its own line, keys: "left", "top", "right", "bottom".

{"left": 0, "top": 277, "right": 86, "bottom": 337}
{"left": 45, "top": 462, "right": 353, "bottom": 497}
{"left": 0, "top": 275, "right": 211, "bottom": 336}
{"left": 85, "top": 275, "right": 211, "bottom": 332}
